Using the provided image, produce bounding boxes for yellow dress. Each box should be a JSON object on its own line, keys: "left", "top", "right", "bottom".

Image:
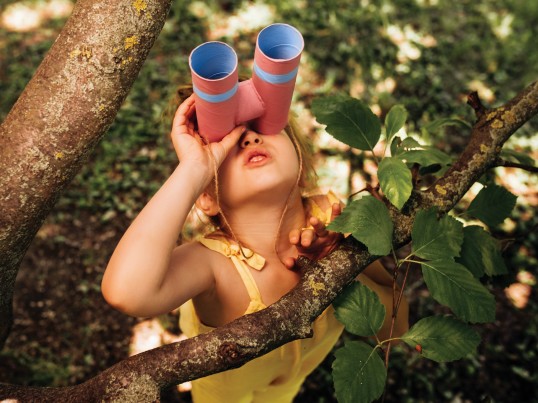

{"left": 179, "top": 194, "right": 345, "bottom": 403}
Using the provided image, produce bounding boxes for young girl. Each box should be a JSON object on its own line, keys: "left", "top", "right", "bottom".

{"left": 102, "top": 91, "right": 408, "bottom": 402}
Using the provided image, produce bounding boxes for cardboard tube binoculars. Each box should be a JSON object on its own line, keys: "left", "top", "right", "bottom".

{"left": 189, "top": 23, "right": 304, "bottom": 142}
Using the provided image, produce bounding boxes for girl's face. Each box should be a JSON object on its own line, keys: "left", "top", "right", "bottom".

{"left": 217, "top": 128, "right": 300, "bottom": 209}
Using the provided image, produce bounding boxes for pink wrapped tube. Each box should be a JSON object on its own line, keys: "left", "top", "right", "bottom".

{"left": 251, "top": 23, "right": 304, "bottom": 134}
{"left": 189, "top": 42, "right": 260, "bottom": 143}
{"left": 188, "top": 24, "right": 303, "bottom": 142}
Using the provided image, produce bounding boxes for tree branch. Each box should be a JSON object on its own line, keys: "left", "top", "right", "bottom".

{"left": 0, "top": 0, "right": 172, "bottom": 347}
{"left": 424, "top": 81, "right": 538, "bottom": 213}
{"left": 2, "top": 81, "right": 537, "bottom": 401}
{"left": 493, "top": 158, "right": 538, "bottom": 173}
{"left": 0, "top": 240, "right": 373, "bottom": 401}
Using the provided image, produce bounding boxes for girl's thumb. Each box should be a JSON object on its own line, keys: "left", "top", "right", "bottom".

{"left": 217, "top": 125, "right": 246, "bottom": 156}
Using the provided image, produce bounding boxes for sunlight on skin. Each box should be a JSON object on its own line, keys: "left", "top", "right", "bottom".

{"left": 0, "top": 0, "right": 72, "bottom": 32}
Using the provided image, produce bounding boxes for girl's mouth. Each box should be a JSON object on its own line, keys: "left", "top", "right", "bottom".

{"left": 250, "top": 155, "right": 265, "bottom": 163}
{"left": 244, "top": 148, "right": 271, "bottom": 166}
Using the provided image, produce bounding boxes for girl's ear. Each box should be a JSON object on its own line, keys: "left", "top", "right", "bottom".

{"left": 195, "top": 192, "right": 220, "bottom": 216}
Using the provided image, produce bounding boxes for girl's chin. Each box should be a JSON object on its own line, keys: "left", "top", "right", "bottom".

{"left": 222, "top": 179, "right": 299, "bottom": 206}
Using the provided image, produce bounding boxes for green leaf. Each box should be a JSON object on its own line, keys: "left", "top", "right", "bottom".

{"left": 400, "top": 137, "right": 423, "bottom": 149}
{"left": 334, "top": 282, "right": 386, "bottom": 337}
{"left": 333, "top": 341, "right": 387, "bottom": 403}
{"left": 457, "top": 226, "right": 508, "bottom": 278}
{"left": 312, "top": 95, "right": 381, "bottom": 152}
{"left": 391, "top": 136, "right": 422, "bottom": 157}
{"left": 378, "top": 157, "right": 413, "bottom": 210}
{"left": 401, "top": 316, "right": 481, "bottom": 362}
{"left": 328, "top": 196, "right": 393, "bottom": 256}
{"left": 412, "top": 209, "right": 464, "bottom": 260}
{"left": 421, "top": 259, "right": 496, "bottom": 323}
{"left": 467, "top": 185, "right": 517, "bottom": 227}
{"left": 390, "top": 136, "right": 401, "bottom": 156}
{"left": 391, "top": 138, "right": 451, "bottom": 175}
{"left": 398, "top": 148, "right": 452, "bottom": 168}
{"left": 423, "top": 117, "right": 472, "bottom": 135}
{"left": 500, "top": 148, "right": 535, "bottom": 166}
{"left": 385, "top": 104, "right": 408, "bottom": 146}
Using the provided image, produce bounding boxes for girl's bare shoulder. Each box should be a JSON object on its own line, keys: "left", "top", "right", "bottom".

{"left": 172, "top": 233, "right": 231, "bottom": 268}
{"left": 172, "top": 238, "right": 216, "bottom": 262}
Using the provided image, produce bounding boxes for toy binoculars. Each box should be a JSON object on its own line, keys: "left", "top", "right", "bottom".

{"left": 189, "top": 23, "right": 304, "bottom": 142}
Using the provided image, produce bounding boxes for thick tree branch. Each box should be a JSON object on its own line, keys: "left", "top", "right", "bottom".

{"left": 0, "top": 0, "right": 172, "bottom": 347}
{"left": 426, "top": 81, "right": 538, "bottom": 212}
{"left": 1, "top": 81, "right": 537, "bottom": 402}
{"left": 386, "top": 81, "right": 538, "bottom": 247}
{"left": 0, "top": 240, "right": 372, "bottom": 401}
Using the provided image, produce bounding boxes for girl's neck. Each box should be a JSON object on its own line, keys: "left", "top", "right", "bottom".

{"left": 219, "top": 189, "right": 305, "bottom": 259}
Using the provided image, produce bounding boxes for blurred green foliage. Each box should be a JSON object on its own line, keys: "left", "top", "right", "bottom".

{"left": 1, "top": 0, "right": 537, "bottom": 401}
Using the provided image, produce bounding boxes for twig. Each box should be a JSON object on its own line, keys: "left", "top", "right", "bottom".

{"left": 384, "top": 261, "right": 412, "bottom": 367}
{"left": 467, "top": 91, "right": 487, "bottom": 120}
{"left": 348, "top": 183, "right": 382, "bottom": 200}
{"left": 494, "top": 158, "right": 538, "bottom": 173}
{"left": 382, "top": 260, "right": 412, "bottom": 403}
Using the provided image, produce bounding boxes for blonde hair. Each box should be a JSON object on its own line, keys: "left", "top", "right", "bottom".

{"left": 166, "top": 84, "right": 318, "bottom": 231}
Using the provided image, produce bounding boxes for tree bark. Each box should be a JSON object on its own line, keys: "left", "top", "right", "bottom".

{"left": 0, "top": 0, "right": 172, "bottom": 347}
{"left": 1, "top": 79, "right": 536, "bottom": 400}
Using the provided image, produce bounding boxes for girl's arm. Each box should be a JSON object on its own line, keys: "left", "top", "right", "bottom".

{"left": 101, "top": 96, "right": 244, "bottom": 317}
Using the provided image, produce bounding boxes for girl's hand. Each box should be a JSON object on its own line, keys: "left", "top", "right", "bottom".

{"left": 170, "top": 94, "right": 244, "bottom": 178}
{"left": 284, "top": 203, "right": 343, "bottom": 269}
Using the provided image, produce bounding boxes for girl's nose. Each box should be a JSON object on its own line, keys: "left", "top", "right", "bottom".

{"left": 240, "top": 130, "right": 263, "bottom": 148}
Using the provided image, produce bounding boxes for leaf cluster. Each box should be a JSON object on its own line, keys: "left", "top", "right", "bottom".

{"left": 313, "top": 94, "right": 518, "bottom": 403}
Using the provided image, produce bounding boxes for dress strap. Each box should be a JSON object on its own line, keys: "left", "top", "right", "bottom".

{"left": 199, "top": 236, "right": 267, "bottom": 313}
{"left": 200, "top": 237, "right": 265, "bottom": 270}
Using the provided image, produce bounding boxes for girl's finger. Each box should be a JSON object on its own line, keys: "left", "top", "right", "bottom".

{"left": 330, "top": 203, "right": 342, "bottom": 222}
{"left": 220, "top": 125, "right": 244, "bottom": 151}
{"left": 185, "top": 98, "right": 196, "bottom": 120}
{"left": 309, "top": 216, "right": 328, "bottom": 237}
{"left": 212, "top": 126, "right": 245, "bottom": 164}
{"left": 300, "top": 229, "right": 316, "bottom": 248}
{"left": 172, "top": 95, "right": 195, "bottom": 130}
{"left": 282, "top": 256, "right": 296, "bottom": 270}
{"left": 289, "top": 229, "right": 301, "bottom": 245}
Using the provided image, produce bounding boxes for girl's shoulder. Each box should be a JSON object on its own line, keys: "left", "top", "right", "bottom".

{"left": 173, "top": 239, "right": 216, "bottom": 262}
{"left": 172, "top": 237, "right": 229, "bottom": 279}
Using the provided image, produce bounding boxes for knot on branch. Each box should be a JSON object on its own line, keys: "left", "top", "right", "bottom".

{"left": 218, "top": 342, "right": 244, "bottom": 364}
